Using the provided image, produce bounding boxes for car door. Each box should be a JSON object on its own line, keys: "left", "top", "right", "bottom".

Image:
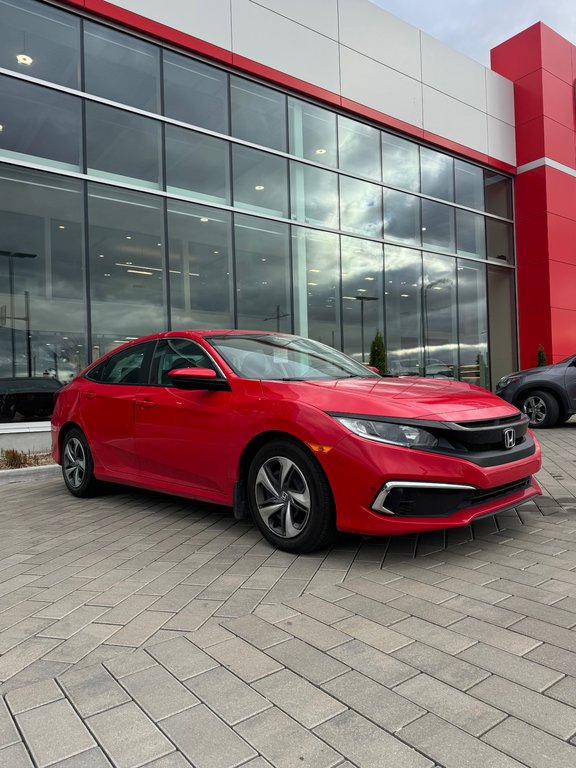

{"left": 78, "top": 342, "right": 154, "bottom": 476}
{"left": 564, "top": 356, "right": 576, "bottom": 411}
{"left": 132, "top": 337, "right": 239, "bottom": 493}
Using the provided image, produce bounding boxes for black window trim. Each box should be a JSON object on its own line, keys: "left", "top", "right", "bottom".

{"left": 83, "top": 340, "right": 155, "bottom": 385}
{"left": 149, "top": 336, "right": 227, "bottom": 387}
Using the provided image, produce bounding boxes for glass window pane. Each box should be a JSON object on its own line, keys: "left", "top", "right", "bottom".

{"left": 422, "top": 199, "right": 455, "bottom": 253}
{"left": 486, "top": 218, "right": 514, "bottom": 264}
{"left": 421, "top": 147, "right": 454, "bottom": 201}
{"left": 84, "top": 21, "right": 160, "bottom": 112}
{"left": 384, "top": 246, "right": 422, "bottom": 375}
{"left": 230, "top": 77, "right": 286, "bottom": 151}
{"left": 458, "top": 260, "right": 489, "bottom": 388}
{"left": 233, "top": 146, "right": 288, "bottom": 217}
{"left": 165, "top": 125, "right": 229, "bottom": 204}
{"left": 163, "top": 51, "right": 228, "bottom": 133}
{"left": 152, "top": 338, "right": 217, "bottom": 386}
{"left": 488, "top": 265, "right": 517, "bottom": 388}
{"left": 383, "top": 189, "right": 421, "bottom": 246}
{"left": 339, "top": 116, "right": 381, "bottom": 181}
{"left": 235, "top": 215, "right": 291, "bottom": 332}
{"left": 86, "top": 102, "right": 161, "bottom": 189}
{"left": 290, "top": 163, "right": 339, "bottom": 228}
{"left": 167, "top": 202, "right": 233, "bottom": 329}
{"left": 88, "top": 184, "right": 166, "bottom": 356}
{"left": 455, "top": 160, "right": 484, "bottom": 210}
{"left": 0, "top": 0, "right": 80, "bottom": 88}
{"left": 340, "top": 177, "right": 382, "bottom": 237}
{"left": 341, "top": 237, "right": 383, "bottom": 362}
{"left": 0, "top": 76, "right": 81, "bottom": 171}
{"left": 456, "top": 209, "right": 486, "bottom": 258}
{"left": 101, "top": 343, "right": 150, "bottom": 385}
{"left": 423, "top": 253, "right": 457, "bottom": 376}
{"left": 382, "top": 134, "right": 419, "bottom": 192}
{"left": 0, "top": 164, "right": 86, "bottom": 398}
{"left": 292, "top": 228, "right": 340, "bottom": 348}
{"left": 289, "top": 98, "right": 337, "bottom": 166}
{"left": 484, "top": 170, "right": 512, "bottom": 218}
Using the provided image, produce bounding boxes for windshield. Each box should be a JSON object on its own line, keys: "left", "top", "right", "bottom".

{"left": 206, "top": 334, "right": 380, "bottom": 381}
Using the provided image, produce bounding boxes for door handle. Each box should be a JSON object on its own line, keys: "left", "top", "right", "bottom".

{"left": 81, "top": 390, "right": 96, "bottom": 400}
{"left": 135, "top": 398, "right": 156, "bottom": 409}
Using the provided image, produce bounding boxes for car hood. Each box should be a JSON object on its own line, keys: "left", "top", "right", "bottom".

{"left": 262, "top": 376, "right": 519, "bottom": 422}
{"left": 503, "top": 364, "right": 558, "bottom": 378}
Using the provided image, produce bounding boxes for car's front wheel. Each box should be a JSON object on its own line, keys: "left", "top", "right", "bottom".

{"left": 61, "top": 428, "right": 101, "bottom": 497}
{"left": 247, "top": 439, "right": 335, "bottom": 553}
{"left": 520, "top": 390, "right": 559, "bottom": 428}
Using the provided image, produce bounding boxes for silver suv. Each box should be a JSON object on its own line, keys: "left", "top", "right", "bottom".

{"left": 496, "top": 355, "right": 576, "bottom": 428}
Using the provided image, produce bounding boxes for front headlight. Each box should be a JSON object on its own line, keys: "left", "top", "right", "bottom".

{"left": 497, "top": 375, "right": 520, "bottom": 389}
{"left": 335, "top": 417, "right": 438, "bottom": 448}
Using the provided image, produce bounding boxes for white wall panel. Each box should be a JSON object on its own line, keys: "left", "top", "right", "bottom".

{"left": 232, "top": 0, "right": 341, "bottom": 93}
{"left": 421, "top": 33, "right": 486, "bottom": 112}
{"left": 423, "top": 86, "right": 488, "bottom": 155}
{"left": 486, "top": 70, "right": 515, "bottom": 126}
{"left": 338, "top": 0, "right": 421, "bottom": 80}
{"left": 251, "top": 0, "right": 339, "bottom": 40}
{"left": 487, "top": 116, "right": 516, "bottom": 165}
{"left": 340, "top": 47, "right": 423, "bottom": 127}
{"left": 109, "top": 0, "right": 233, "bottom": 51}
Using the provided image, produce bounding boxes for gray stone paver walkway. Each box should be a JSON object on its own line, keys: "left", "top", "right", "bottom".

{"left": 0, "top": 422, "right": 576, "bottom": 765}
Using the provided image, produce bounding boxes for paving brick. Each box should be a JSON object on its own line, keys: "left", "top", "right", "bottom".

{"left": 44, "top": 624, "right": 120, "bottom": 664}
{"left": 338, "top": 578, "right": 402, "bottom": 605}
{"left": 449, "top": 616, "right": 540, "bottom": 655}
{"left": 395, "top": 673, "right": 505, "bottom": 736}
{"left": 215, "top": 588, "right": 268, "bottom": 618}
{"left": 332, "top": 614, "right": 413, "bottom": 653}
{"left": 0, "top": 742, "right": 34, "bottom": 768}
{"left": 221, "top": 615, "right": 291, "bottom": 649}
{"left": 386, "top": 594, "right": 464, "bottom": 627}
{"left": 329, "top": 639, "right": 417, "bottom": 687}
{"left": 5, "top": 678, "right": 63, "bottom": 714}
{"left": 163, "top": 600, "right": 223, "bottom": 632}
{"left": 49, "top": 748, "right": 113, "bottom": 767}
{"left": 102, "top": 648, "right": 156, "bottom": 679}
{"left": 206, "top": 637, "right": 283, "bottom": 683}
{"left": 390, "top": 617, "right": 477, "bottom": 655}
{"left": 272, "top": 613, "right": 349, "bottom": 652}
{"left": 0, "top": 617, "right": 57, "bottom": 653}
{"left": 284, "top": 594, "right": 353, "bottom": 625}
{"left": 470, "top": 674, "right": 576, "bottom": 739}
{"left": 16, "top": 699, "right": 95, "bottom": 767}
{"left": 266, "top": 638, "right": 349, "bottom": 685}
{"left": 545, "top": 676, "right": 576, "bottom": 707}
{"left": 87, "top": 701, "right": 175, "bottom": 768}
{"left": 103, "top": 611, "right": 169, "bottom": 647}
{"left": 484, "top": 578, "right": 566, "bottom": 604}
{"left": 0, "top": 637, "right": 62, "bottom": 682}
{"left": 458, "top": 642, "right": 564, "bottom": 692}
{"left": 161, "top": 704, "right": 256, "bottom": 768}
{"left": 0, "top": 696, "right": 20, "bottom": 749}
{"left": 392, "top": 641, "right": 490, "bottom": 691}
{"left": 121, "top": 664, "right": 199, "bottom": 720}
{"left": 185, "top": 619, "right": 235, "bottom": 649}
{"left": 140, "top": 754, "right": 193, "bottom": 768}
{"left": 441, "top": 594, "right": 524, "bottom": 628}
{"left": 497, "top": 595, "right": 576, "bottom": 628}
{"left": 186, "top": 666, "right": 271, "bottom": 725}
{"left": 147, "top": 636, "right": 219, "bottom": 679}
{"left": 322, "top": 670, "right": 424, "bottom": 732}
{"left": 33, "top": 591, "right": 94, "bottom": 620}
{"left": 366, "top": 574, "right": 457, "bottom": 604}
{"left": 58, "top": 664, "right": 131, "bottom": 717}
{"left": 400, "top": 712, "right": 525, "bottom": 768}
{"left": 39, "top": 606, "right": 108, "bottom": 639}
{"left": 236, "top": 707, "right": 342, "bottom": 768}
{"left": 482, "top": 716, "right": 576, "bottom": 768}
{"left": 313, "top": 709, "right": 432, "bottom": 768}
{"left": 380, "top": 562, "right": 452, "bottom": 585}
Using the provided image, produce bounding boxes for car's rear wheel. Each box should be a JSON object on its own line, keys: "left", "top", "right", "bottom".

{"left": 61, "top": 428, "right": 100, "bottom": 497}
{"left": 520, "top": 390, "right": 559, "bottom": 428}
{"left": 247, "top": 440, "right": 335, "bottom": 553}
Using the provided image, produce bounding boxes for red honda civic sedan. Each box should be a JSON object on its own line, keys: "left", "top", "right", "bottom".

{"left": 51, "top": 330, "right": 542, "bottom": 553}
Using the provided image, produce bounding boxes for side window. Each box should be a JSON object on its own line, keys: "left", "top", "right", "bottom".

{"left": 100, "top": 344, "right": 151, "bottom": 385}
{"left": 152, "top": 338, "right": 216, "bottom": 386}
{"left": 84, "top": 359, "right": 107, "bottom": 382}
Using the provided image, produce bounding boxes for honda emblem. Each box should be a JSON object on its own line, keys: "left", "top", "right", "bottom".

{"left": 503, "top": 428, "right": 515, "bottom": 449}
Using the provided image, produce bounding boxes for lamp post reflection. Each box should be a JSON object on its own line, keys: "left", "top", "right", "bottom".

{"left": 0, "top": 250, "right": 37, "bottom": 377}
{"left": 355, "top": 295, "right": 378, "bottom": 362}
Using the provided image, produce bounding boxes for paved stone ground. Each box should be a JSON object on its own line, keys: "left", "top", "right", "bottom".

{"left": 0, "top": 422, "right": 576, "bottom": 767}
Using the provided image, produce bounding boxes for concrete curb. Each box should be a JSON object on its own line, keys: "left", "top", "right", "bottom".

{"left": 0, "top": 464, "right": 60, "bottom": 484}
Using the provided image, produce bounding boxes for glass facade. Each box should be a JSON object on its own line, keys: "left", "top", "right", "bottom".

{"left": 0, "top": 0, "right": 517, "bottom": 422}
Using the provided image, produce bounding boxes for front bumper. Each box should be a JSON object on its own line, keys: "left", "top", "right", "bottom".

{"left": 320, "top": 433, "right": 542, "bottom": 535}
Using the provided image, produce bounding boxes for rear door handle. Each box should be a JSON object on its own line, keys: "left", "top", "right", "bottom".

{"left": 135, "top": 398, "right": 156, "bottom": 409}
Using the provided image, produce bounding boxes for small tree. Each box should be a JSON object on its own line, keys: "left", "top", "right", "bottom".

{"left": 537, "top": 344, "right": 547, "bottom": 367}
{"left": 369, "top": 331, "right": 387, "bottom": 374}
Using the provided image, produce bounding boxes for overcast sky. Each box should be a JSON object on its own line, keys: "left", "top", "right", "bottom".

{"left": 370, "top": 0, "right": 576, "bottom": 65}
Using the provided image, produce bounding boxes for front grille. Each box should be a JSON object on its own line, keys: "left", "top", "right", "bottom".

{"left": 378, "top": 477, "right": 532, "bottom": 517}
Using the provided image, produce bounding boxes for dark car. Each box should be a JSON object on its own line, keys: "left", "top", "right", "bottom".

{"left": 496, "top": 354, "right": 576, "bottom": 428}
{"left": 0, "top": 377, "right": 63, "bottom": 422}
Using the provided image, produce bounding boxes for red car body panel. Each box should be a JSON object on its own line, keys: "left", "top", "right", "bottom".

{"left": 51, "top": 330, "right": 542, "bottom": 537}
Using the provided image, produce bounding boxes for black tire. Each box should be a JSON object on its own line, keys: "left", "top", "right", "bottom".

{"left": 247, "top": 439, "right": 335, "bottom": 553}
{"left": 520, "top": 390, "right": 559, "bottom": 429}
{"left": 61, "top": 427, "right": 101, "bottom": 497}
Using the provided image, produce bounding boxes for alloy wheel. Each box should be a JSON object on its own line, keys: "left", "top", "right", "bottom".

{"left": 63, "top": 437, "right": 86, "bottom": 489}
{"left": 254, "top": 456, "right": 311, "bottom": 538}
{"left": 523, "top": 395, "right": 547, "bottom": 425}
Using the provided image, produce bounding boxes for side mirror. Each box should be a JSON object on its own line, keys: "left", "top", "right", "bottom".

{"left": 167, "top": 367, "right": 230, "bottom": 391}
